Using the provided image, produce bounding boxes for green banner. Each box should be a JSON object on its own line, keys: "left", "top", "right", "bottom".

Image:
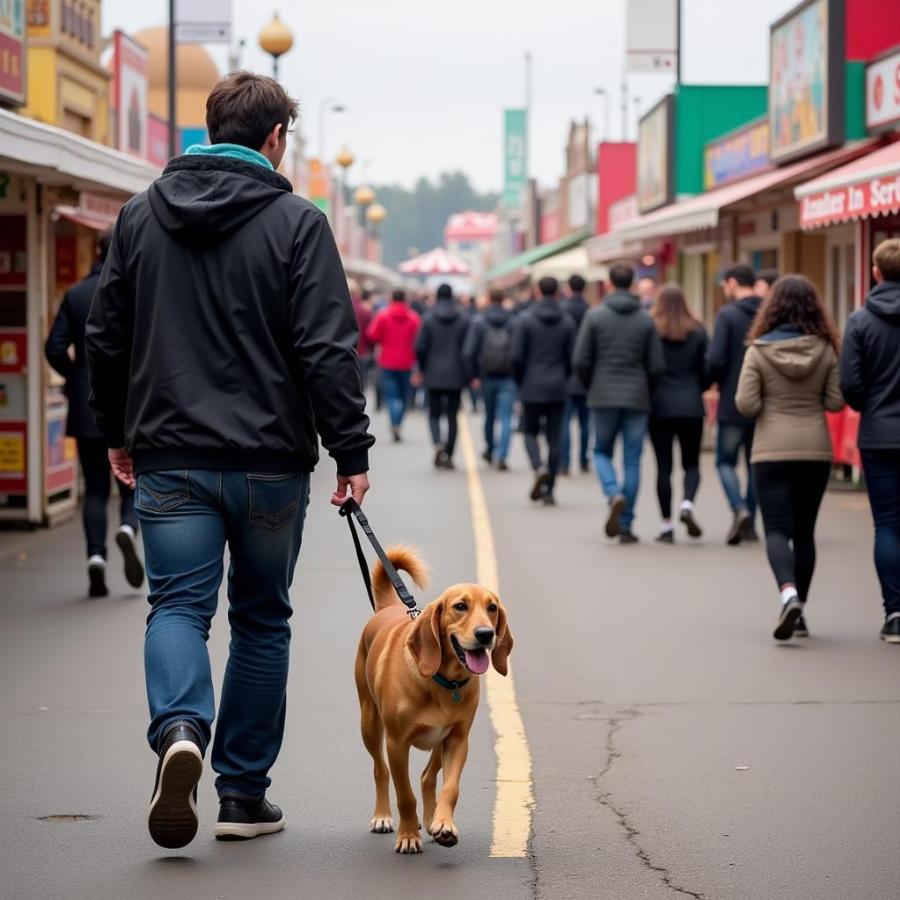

{"left": 502, "top": 108, "right": 528, "bottom": 209}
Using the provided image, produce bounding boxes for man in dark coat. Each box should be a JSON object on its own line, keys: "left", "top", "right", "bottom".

{"left": 416, "top": 283, "right": 470, "bottom": 468}
{"left": 707, "top": 263, "right": 762, "bottom": 545}
{"left": 86, "top": 72, "right": 373, "bottom": 849}
{"left": 840, "top": 238, "right": 900, "bottom": 644}
{"left": 45, "top": 230, "right": 144, "bottom": 598}
{"left": 574, "top": 263, "right": 664, "bottom": 543}
{"left": 559, "top": 274, "right": 591, "bottom": 474}
{"left": 511, "top": 276, "right": 575, "bottom": 505}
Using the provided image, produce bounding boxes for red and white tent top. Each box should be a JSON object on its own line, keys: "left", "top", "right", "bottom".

{"left": 445, "top": 211, "right": 498, "bottom": 241}
{"left": 399, "top": 247, "right": 471, "bottom": 276}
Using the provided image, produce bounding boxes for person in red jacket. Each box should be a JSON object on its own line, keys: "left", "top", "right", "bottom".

{"left": 367, "top": 289, "right": 421, "bottom": 441}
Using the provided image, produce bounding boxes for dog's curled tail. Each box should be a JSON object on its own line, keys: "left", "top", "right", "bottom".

{"left": 372, "top": 546, "right": 429, "bottom": 612}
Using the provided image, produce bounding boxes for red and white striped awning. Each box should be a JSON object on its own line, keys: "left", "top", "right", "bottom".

{"left": 399, "top": 247, "right": 471, "bottom": 276}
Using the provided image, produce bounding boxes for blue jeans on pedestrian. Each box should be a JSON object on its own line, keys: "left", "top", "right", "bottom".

{"left": 861, "top": 448, "right": 900, "bottom": 617}
{"left": 716, "top": 423, "right": 756, "bottom": 516}
{"left": 561, "top": 393, "right": 590, "bottom": 470}
{"left": 137, "top": 468, "right": 309, "bottom": 800}
{"left": 380, "top": 368, "right": 412, "bottom": 429}
{"left": 592, "top": 409, "right": 649, "bottom": 529}
{"left": 482, "top": 376, "right": 516, "bottom": 462}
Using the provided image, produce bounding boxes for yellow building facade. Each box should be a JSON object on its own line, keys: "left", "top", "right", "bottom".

{"left": 21, "top": 0, "right": 110, "bottom": 143}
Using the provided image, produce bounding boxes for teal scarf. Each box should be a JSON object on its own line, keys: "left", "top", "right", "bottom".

{"left": 185, "top": 143, "right": 274, "bottom": 171}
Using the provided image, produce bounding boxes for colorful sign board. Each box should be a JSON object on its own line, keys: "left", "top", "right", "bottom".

{"left": 866, "top": 45, "right": 900, "bottom": 134}
{"left": 769, "top": 0, "right": 844, "bottom": 164}
{"left": 0, "top": 0, "right": 25, "bottom": 107}
{"left": 704, "top": 119, "right": 771, "bottom": 190}
{"left": 798, "top": 167, "right": 900, "bottom": 229}
{"left": 626, "top": 0, "right": 677, "bottom": 74}
{"left": 112, "top": 31, "right": 149, "bottom": 158}
{"left": 637, "top": 95, "right": 674, "bottom": 214}
{"left": 502, "top": 108, "right": 528, "bottom": 209}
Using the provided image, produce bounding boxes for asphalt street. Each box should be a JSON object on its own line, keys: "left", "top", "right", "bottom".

{"left": 1, "top": 405, "right": 899, "bottom": 900}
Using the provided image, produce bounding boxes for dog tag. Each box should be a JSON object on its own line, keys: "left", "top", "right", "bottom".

{"left": 452, "top": 689, "right": 462, "bottom": 703}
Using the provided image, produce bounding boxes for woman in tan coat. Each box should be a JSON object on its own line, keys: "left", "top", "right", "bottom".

{"left": 736, "top": 275, "right": 844, "bottom": 641}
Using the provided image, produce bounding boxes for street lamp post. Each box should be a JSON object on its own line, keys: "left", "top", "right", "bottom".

{"left": 258, "top": 13, "right": 294, "bottom": 81}
{"left": 594, "top": 87, "right": 611, "bottom": 143}
{"left": 318, "top": 97, "right": 346, "bottom": 163}
{"left": 365, "top": 203, "right": 387, "bottom": 263}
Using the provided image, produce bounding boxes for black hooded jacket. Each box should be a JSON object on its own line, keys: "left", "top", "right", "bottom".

{"left": 416, "top": 299, "right": 470, "bottom": 390}
{"left": 462, "top": 304, "right": 514, "bottom": 380}
{"left": 510, "top": 298, "right": 575, "bottom": 404}
{"left": 707, "top": 295, "right": 762, "bottom": 426}
{"left": 86, "top": 154, "right": 373, "bottom": 476}
{"left": 560, "top": 293, "right": 590, "bottom": 396}
{"left": 840, "top": 280, "right": 900, "bottom": 449}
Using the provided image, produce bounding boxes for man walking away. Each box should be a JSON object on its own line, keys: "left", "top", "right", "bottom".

{"left": 349, "top": 278, "right": 374, "bottom": 392}
{"left": 86, "top": 72, "right": 373, "bottom": 848}
{"left": 559, "top": 274, "right": 591, "bottom": 475}
{"left": 45, "top": 230, "right": 144, "bottom": 597}
{"left": 367, "top": 289, "right": 420, "bottom": 442}
{"left": 841, "top": 239, "right": 900, "bottom": 644}
{"left": 708, "top": 264, "right": 762, "bottom": 545}
{"left": 417, "top": 283, "right": 470, "bottom": 469}
{"left": 463, "top": 288, "right": 516, "bottom": 470}
{"left": 574, "top": 263, "right": 664, "bottom": 543}
{"left": 511, "top": 276, "right": 575, "bottom": 505}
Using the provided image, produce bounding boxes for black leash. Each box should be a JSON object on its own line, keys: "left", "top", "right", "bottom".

{"left": 339, "top": 498, "right": 420, "bottom": 619}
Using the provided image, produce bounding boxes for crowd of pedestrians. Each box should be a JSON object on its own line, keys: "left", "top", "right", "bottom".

{"left": 354, "top": 240, "right": 900, "bottom": 646}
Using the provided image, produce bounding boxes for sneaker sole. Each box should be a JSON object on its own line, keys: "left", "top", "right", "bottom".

{"left": 773, "top": 603, "right": 803, "bottom": 641}
{"left": 88, "top": 565, "right": 108, "bottom": 598}
{"left": 115, "top": 531, "right": 145, "bottom": 589}
{"left": 880, "top": 633, "right": 900, "bottom": 644}
{"left": 605, "top": 496, "right": 626, "bottom": 538}
{"left": 148, "top": 741, "right": 203, "bottom": 849}
{"left": 679, "top": 510, "right": 702, "bottom": 539}
{"left": 214, "top": 817, "right": 286, "bottom": 841}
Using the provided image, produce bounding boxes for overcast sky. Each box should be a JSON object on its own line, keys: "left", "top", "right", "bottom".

{"left": 102, "top": 0, "right": 798, "bottom": 191}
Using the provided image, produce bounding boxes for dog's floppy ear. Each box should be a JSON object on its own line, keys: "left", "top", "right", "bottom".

{"left": 407, "top": 599, "right": 443, "bottom": 677}
{"left": 491, "top": 601, "right": 514, "bottom": 676}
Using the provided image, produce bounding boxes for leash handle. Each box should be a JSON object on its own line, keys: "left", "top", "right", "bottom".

{"left": 339, "top": 498, "right": 420, "bottom": 618}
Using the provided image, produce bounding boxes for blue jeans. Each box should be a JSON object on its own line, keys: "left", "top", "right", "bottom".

{"left": 592, "top": 409, "right": 649, "bottom": 529}
{"left": 380, "top": 368, "right": 412, "bottom": 429}
{"left": 482, "top": 376, "right": 516, "bottom": 462}
{"left": 137, "top": 469, "right": 309, "bottom": 799}
{"left": 861, "top": 448, "right": 900, "bottom": 616}
{"left": 716, "top": 423, "right": 757, "bottom": 516}
{"left": 561, "top": 393, "right": 590, "bottom": 470}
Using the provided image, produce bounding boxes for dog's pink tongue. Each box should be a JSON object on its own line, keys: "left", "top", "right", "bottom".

{"left": 464, "top": 648, "right": 490, "bottom": 675}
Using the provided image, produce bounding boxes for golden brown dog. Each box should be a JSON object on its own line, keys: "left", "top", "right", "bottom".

{"left": 354, "top": 547, "right": 513, "bottom": 854}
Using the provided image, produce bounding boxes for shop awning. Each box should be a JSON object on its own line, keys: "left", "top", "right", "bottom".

{"left": 526, "top": 245, "right": 608, "bottom": 282}
{"left": 795, "top": 139, "right": 900, "bottom": 230}
{"left": 54, "top": 207, "right": 117, "bottom": 231}
{"left": 0, "top": 108, "right": 159, "bottom": 197}
{"left": 484, "top": 229, "right": 591, "bottom": 285}
{"left": 614, "top": 141, "right": 879, "bottom": 245}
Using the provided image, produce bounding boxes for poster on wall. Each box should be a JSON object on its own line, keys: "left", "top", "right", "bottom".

{"left": 637, "top": 95, "right": 674, "bottom": 214}
{"left": 112, "top": 31, "right": 149, "bottom": 158}
{"left": 0, "top": 0, "right": 25, "bottom": 107}
{"left": 769, "top": 0, "right": 844, "bottom": 165}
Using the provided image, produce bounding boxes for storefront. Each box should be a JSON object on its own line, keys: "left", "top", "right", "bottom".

{"left": 0, "top": 108, "right": 157, "bottom": 525}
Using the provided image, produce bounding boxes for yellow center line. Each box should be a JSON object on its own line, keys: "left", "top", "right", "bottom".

{"left": 458, "top": 412, "right": 534, "bottom": 859}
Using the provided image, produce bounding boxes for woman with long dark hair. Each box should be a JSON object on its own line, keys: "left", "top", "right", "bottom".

{"left": 649, "top": 284, "right": 710, "bottom": 542}
{"left": 736, "top": 275, "right": 844, "bottom": 640}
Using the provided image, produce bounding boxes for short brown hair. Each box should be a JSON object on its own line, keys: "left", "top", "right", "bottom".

{"left": 206, "top": 71, "right": 299, "bottom": 150}
{"left": 747, "top": 274, "right": 839, "bottom": 353}
{"left": 489, "top": 288, "right": 505, "bottom": 304}
{"left": 873, "top": 238, "right": 900, "bottom": 283}
{"left": 652, "top": 283, "right": 701, "bottom": 342}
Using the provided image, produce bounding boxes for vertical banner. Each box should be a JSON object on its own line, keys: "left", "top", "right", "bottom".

{"left": 626, "top": 0, "right": 677, "bottom": 73}
{"left": 308, "top": 158, "right": 330, "bottom": 214}
{"left": 0, "top": 0, "right": 25, "bottom": 106}
{"left": 112, "top": 31, "right": 149, "bottom": 159}
{"left": 502, "top": 108, "right": 528, "bottom": 209}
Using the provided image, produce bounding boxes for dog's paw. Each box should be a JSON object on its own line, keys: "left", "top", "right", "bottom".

{"left": 370, "top": 815, "right": 395, "bottom": 834}
{"left": 394, "top": 831, "right": 423, "bottom": 854}
{"left": 429, "top": 817, "right": 459, "bottom": 848}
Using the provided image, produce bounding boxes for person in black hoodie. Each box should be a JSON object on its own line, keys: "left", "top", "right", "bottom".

{"left": 559, "top": 274, "right": 591, "bottom": 475}
{"left": 511, "top": 276, "right": 575, "bottom": 505}
{"left": 707, "top": 263, "right": 762, "bottom": 545}
{"left": 45, "top": 230, "right": 145, "bottom": 598}
{"left": 86, "top": 72, "right": 374, "bottom": 849}
{"left": 841, "top": 238, "right": 900, "bottom": 644}
{"left": 648, "top": 284, "right": 710, "bottom": 543}
{"left": 463, "top": 288, "right": 516, "bottom": 469}
{"left": 416, "top": 283, "right": 470, "bottom": 469}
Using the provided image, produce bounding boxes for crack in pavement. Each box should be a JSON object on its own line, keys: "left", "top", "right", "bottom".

{"left": 589, "top": 708, "right": 705, "bottom": 900}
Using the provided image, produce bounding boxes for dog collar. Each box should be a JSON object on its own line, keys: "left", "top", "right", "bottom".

{"left": 432, "top": 672, "right": 470, "bottom": 703}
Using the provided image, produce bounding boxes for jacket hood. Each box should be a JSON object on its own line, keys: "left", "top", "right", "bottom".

{"left": 866, "top": 280, "right": 900, "bottom": 321}
{"left": 532, "top": 298, "right": 564, "bottom": 323}
{"left": 753, "top": 332, "right": 830, "bottom": 379}
{"left": 484, "top": 305, "right": 511, "bottom": 327}
{"left": 432, "top": 298, "right": 461, "bottom": 323}
{"left": 148, "top": 155, "right": 293, "bottom": 245}
{"left": 388, "top": 301, "right": 413, "bottom": 319}
{"left": 734, "top": 295, "right": 762, "bottom": 318}
{"left": 604, "top": 291, "right": 641, "bottom": 315}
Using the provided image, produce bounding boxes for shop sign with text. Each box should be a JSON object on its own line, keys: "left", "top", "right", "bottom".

{"left": 704, "top": 120, "right": 770, "bottom": 189}
{"left": 799, "top": 172, "right": 900, "bottom": 228}
{"left": 866, "top": 45, "right": 900, "bottom": 134}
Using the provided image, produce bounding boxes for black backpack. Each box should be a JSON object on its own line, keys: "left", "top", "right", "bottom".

{"left": 481, "top": 322, "right": 512, "bottom": 376}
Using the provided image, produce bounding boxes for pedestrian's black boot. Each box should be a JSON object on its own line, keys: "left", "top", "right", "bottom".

{"left": 726, "top": 510, "right": 750, "bottom": 546}
{"left": 87, "top": 560, "right": 109, "bottom": 598}
{"left": 497, "top": 460, "right": 509, "bottom": 472}
{"left": 530, "top": 470, "right": 551, "bottom": 502}
{"left": 679, "top": 507, "right": 703, "bottom": 539}
{"left": 391, "top": 427, "right": 402, "bottom": 443}
{"left": 215, "top": 796, "right": 285, "bottom": 841}
{"left": 880, "top": 613, "right": 900, "bottom": 644}
{"left": 482, "top": 448, "right": 493, "bottom": 464}
{"left": 794, "top": 613, "right": 809, "bottom": 638}
{"left": 655, "top": 530, "right": 674, "bottom": 544}
{"left": 619, "top": 529, "right": 639, "bottom": 545}
{"left": 740, "top": 519, "right": 760, "bottom": 543}
{"left": 773, "top": 598, "right": 804, "bottom": 641}
{"left": 605, "top": 494, "right": 626, "bottom": 537}
{"left": 434, "top": 447, "right": 449, "bottom": 469}
{"left": 148, "top": 722, "right": 203, "bottom": 849}
{"left": 115, "top": 526, "right": 145, "bottom": 589}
